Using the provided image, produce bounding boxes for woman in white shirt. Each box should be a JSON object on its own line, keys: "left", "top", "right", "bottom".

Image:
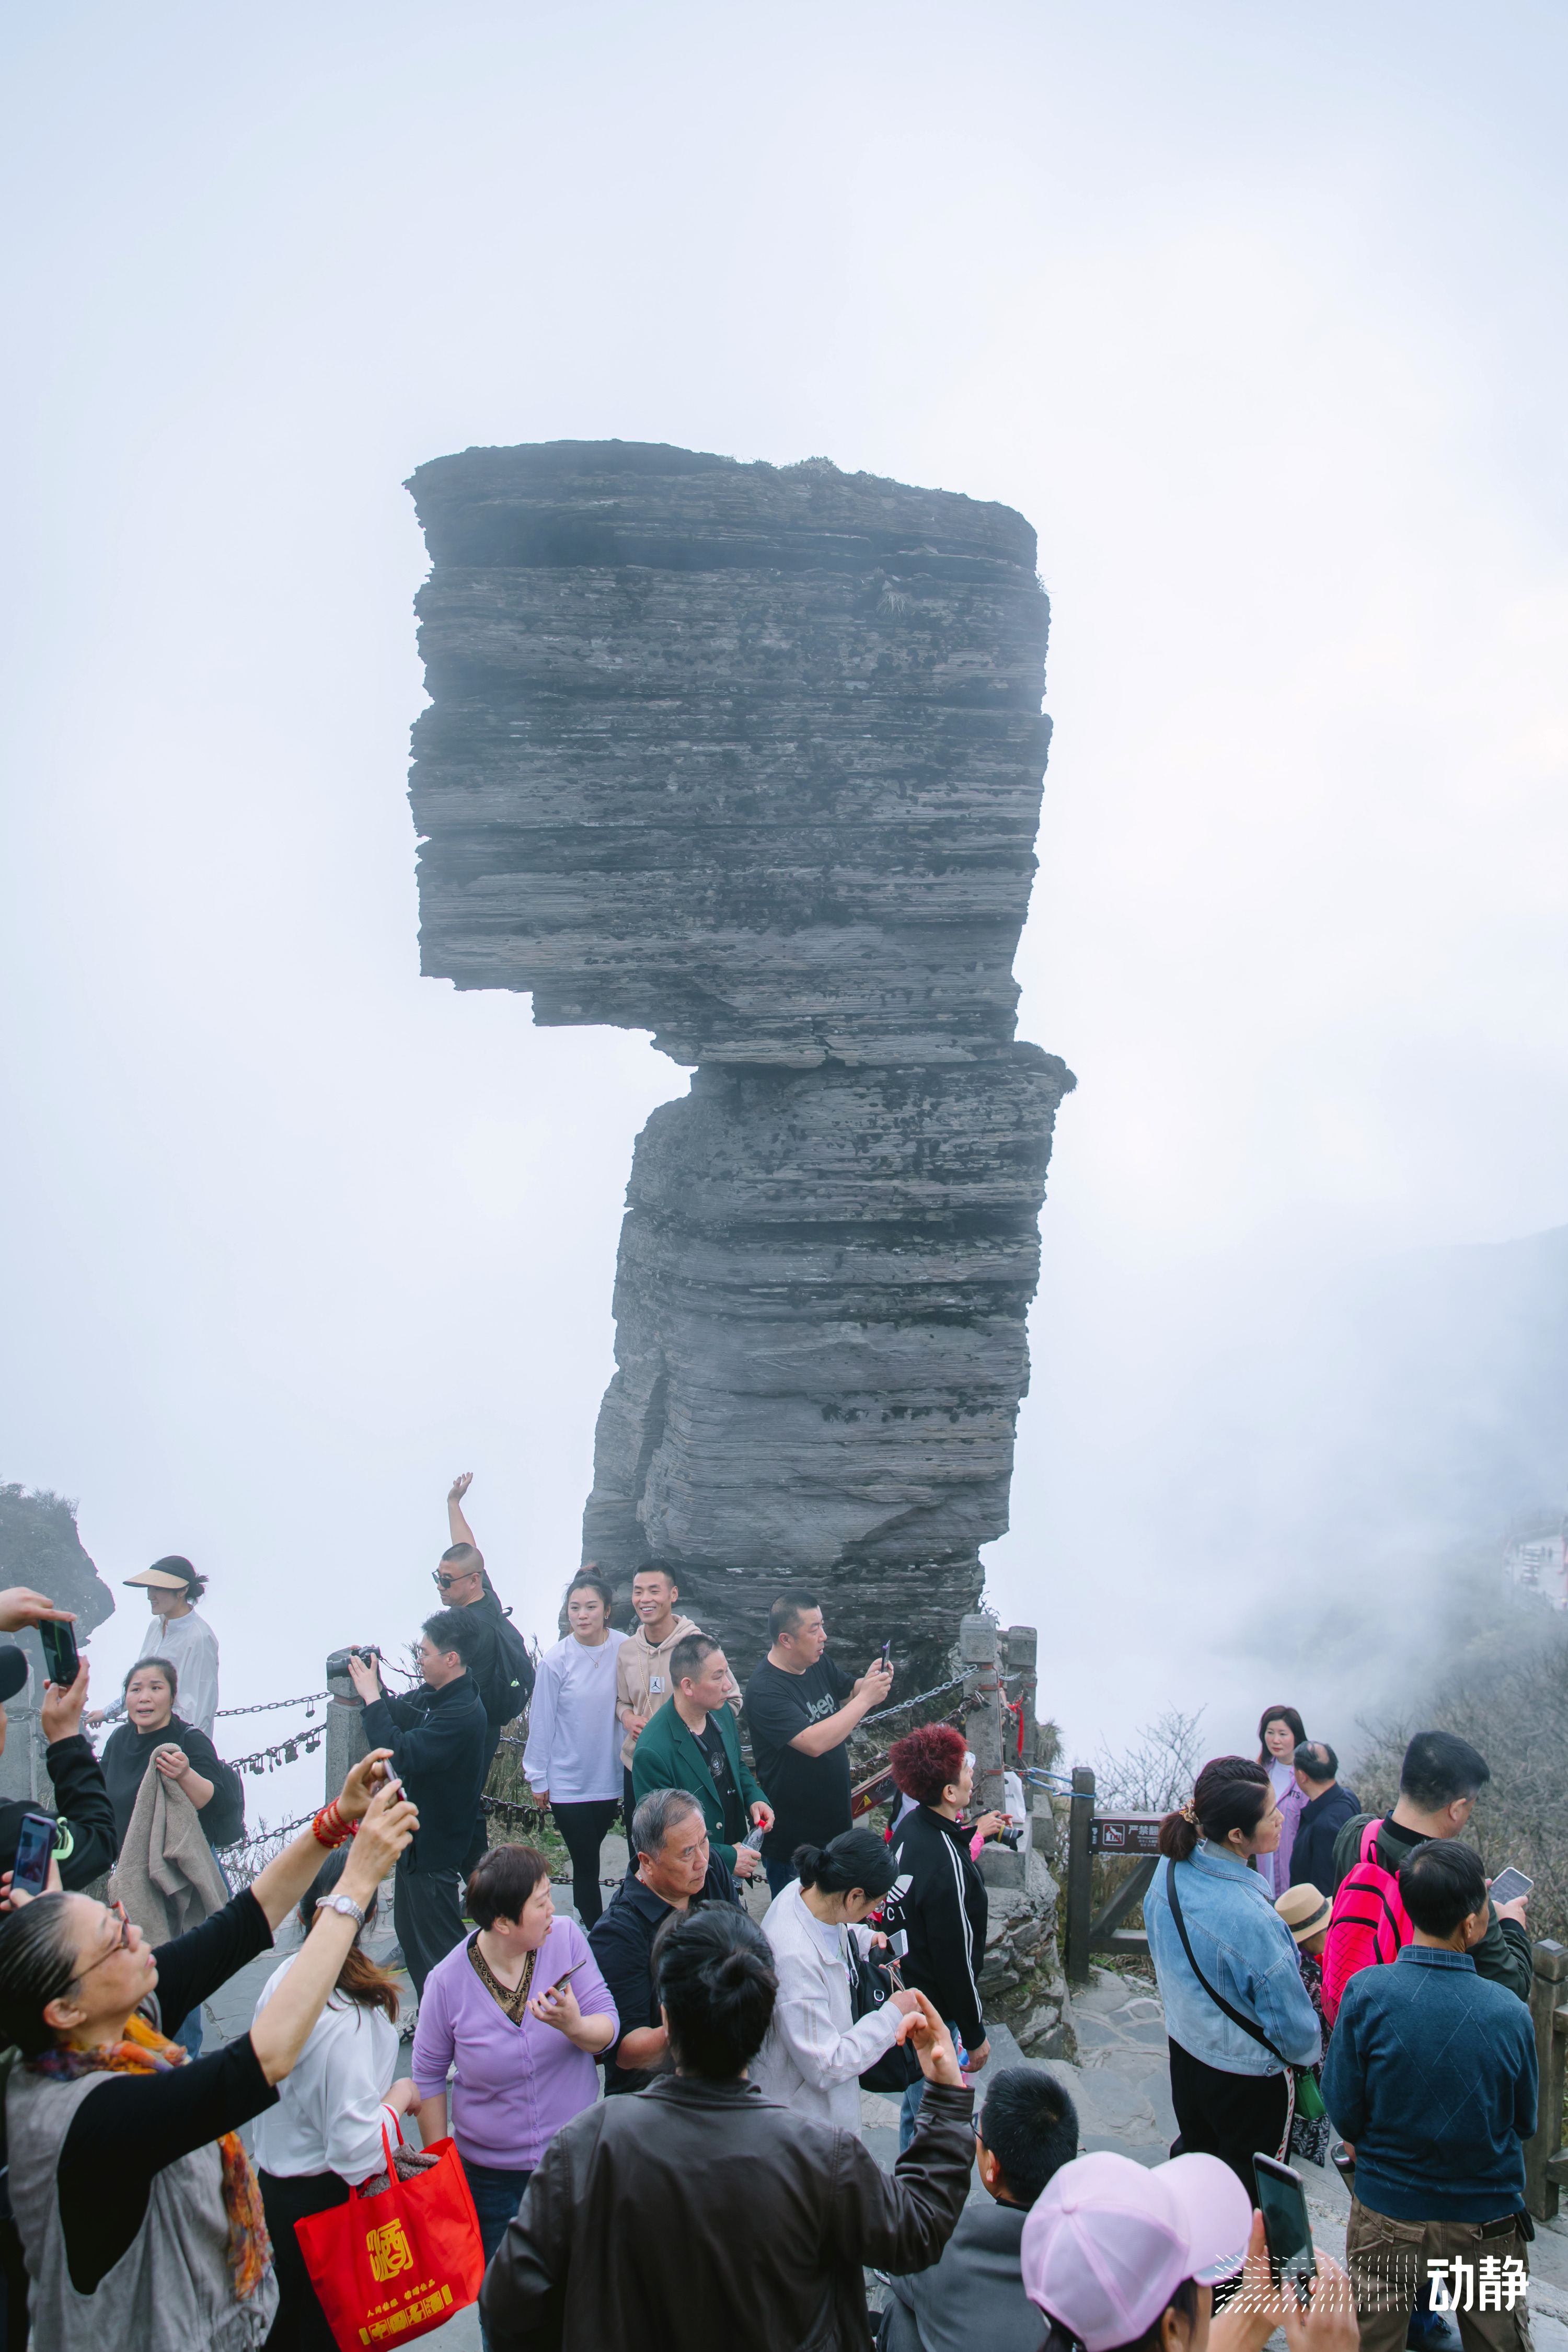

{"left": 92, "top": 1556, "right": 223, "bottom": 1738}
{"left": 751, "top": 1826, "right": 919, "bottom": 2130}
{"left": 251, "top": 1849, "right": 419, "bottom": 2351}
{"left": 521, "top": 1569, "right": 627, "bottom": 1928}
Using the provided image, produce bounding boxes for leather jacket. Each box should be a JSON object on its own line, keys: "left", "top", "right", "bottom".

{"left": 480, "top": 2072, "right": 976, "bottom": 2351}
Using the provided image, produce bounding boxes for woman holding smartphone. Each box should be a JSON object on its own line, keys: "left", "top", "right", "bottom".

{"left": 411, "top": 1844, "right": 617, "bottom": 2314}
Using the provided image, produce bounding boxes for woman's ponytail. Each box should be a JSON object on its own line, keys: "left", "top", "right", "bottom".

{"left": 1157, "top": 1807, "right": 1200, "bottom": 1862}
{"left": 792, "top": 1828, "right": 897, "bottom": 1901}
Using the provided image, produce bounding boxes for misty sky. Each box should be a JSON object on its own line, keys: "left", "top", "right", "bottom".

{"left": 3, "top": 3, "right": 1566, "bottom": 1826}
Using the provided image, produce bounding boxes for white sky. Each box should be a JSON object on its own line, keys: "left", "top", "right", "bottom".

{"left": 3, "top": 2, "right": 1565, "bottom": 1822}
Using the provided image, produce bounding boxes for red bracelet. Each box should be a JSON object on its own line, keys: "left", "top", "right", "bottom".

{"left": 311, "top": 1803, "right": 355, "bottom": 1851}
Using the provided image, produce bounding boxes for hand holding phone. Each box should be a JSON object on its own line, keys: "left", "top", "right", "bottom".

{"left": 10, "top": 1811, "right": 57, "bottom": 1900}
{"left": 1488, "top": 1867, "right": 1533, "bottom": 1908}
{"left": 40, "top": 1619, "right": 80, "bottom": 1691}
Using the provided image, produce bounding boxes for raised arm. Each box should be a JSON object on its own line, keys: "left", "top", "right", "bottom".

{"left": 41, "top": 1666, "right": 120, "bottom": 1888}
{"left": 787, "top": 1660, "right": 893, "bottom": 1758}
{"left": 447, "top": 1471, "right": 478, "bottom": 1552}
{"left": 249, "top": 1781, "right": 417, "bottom": 2084}
{"left": 247, "top": 1747, "right": 399, "bottom": 1930}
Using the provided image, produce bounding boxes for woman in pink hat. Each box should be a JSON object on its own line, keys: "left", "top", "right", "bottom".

{"left": 1020, "top": 2148, "right": 1355, "bottom": 2352}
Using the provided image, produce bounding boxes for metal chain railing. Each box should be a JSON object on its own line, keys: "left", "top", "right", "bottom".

{"left": 228, "top": 1724, "right": 327, "bottom": 1776}
{"left": 216, "top": 1692, "right": 328, "bottom": 1719}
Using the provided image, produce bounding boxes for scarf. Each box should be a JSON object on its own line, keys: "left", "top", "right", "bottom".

{"left": 467, "top": 1931, "right": 536, "bottom": 2022}
{"left": 30, "top": 2012, "right": 271, "bottom": 2302}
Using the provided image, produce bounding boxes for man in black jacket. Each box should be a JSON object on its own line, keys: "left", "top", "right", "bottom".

{"left": 588, "top": 1787, "right": 744, "bottom": 2094}
{"left": 0, "top": 1655, "right": 118, "bottom": 1896}
{"left": 347, "top": 1608, "right": 488, "bottom": 1995}
{"left": 1289, "top": 1741, "right": 1359, "bottom": 1894}
{"left": 440, "top": 1474, "right": 536, "bottom": 1879}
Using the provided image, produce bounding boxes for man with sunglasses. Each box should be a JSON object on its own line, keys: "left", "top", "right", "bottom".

{"left": 439, "top": 1473, "right": 536, "bottom": 1880}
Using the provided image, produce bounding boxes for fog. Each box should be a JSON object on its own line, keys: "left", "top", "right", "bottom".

{"left": 3, "top": 3, "right": 1566, "bottom": 1830}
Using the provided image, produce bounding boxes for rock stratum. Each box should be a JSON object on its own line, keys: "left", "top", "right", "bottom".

{"left": 407, "top": 442, "right": 1073, "bottom": 1686}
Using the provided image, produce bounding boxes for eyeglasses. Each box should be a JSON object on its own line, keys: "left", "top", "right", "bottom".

{"left": 431, "top": 1568, "right": 479, "bottom": 1591}
{"left": 77, "top": 1901, "right": 133, "bottom": 1980}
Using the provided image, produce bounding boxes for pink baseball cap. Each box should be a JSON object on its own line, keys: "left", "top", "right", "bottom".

{"left": 1021, "top": 2151, "right": 1251, "bottom": 2351}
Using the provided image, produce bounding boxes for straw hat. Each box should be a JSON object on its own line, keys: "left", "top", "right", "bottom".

{"left": 122, "top": 1566, "right": 192, "bottom": 1591}
{"left": 1275, "top": 1884, "right": 1331, "bottom": 1944}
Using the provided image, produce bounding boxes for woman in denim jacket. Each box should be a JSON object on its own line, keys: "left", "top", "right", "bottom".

{"left": 1144, "top": 1756, "right": 1322, "bottom": 2199}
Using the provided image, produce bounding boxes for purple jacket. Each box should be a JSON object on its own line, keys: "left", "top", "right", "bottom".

{"left": 411, "top": 1916, "right": 617, "bottom": 2170}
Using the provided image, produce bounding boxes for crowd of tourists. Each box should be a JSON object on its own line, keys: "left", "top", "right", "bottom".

{"left": 0, "top": 1503, "right": 1547, "bottom": 2352}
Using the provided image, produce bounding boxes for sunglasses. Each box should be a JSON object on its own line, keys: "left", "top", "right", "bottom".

{"left": 78, "top": 1900, "right": 134, "bottom": 1980}
{"left": 431, "top": 1568, "right": 480, "bottom": 1591}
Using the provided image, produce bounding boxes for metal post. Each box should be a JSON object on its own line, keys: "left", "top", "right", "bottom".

{"left": 960, "top": 1614, "right": 1004, "bottom": 1820}
{"left": 1066, "top": 1765, "right": 1095, "bottom": 1984}
{"left": 1005, "top": 1625, "right": 1037, "bottom": 1767}
{"left": 324, "top": 1649, "right": 370, "bottom": 1804}
{"left": 1524, "top": 1939, "right": 1568, "bottom": 2221}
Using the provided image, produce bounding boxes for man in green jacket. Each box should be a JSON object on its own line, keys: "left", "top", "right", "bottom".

{"left": 632, "top": 1634, "right": 773, "bottom": 1881}
{"left": 1330, "top": 1729, "right": 1531, "bottom": 2002}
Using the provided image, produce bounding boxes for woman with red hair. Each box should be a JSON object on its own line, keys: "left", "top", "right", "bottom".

{"left": 882, "top": 1723, "right": 990, "bottom": 2151}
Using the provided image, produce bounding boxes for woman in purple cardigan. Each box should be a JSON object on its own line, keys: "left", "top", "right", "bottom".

{"left": 1255, "top": 1704, "right": 1308, "bottom": 1896}
{"left": 412, "top": 1844, "right": 618, "bottom": 2300}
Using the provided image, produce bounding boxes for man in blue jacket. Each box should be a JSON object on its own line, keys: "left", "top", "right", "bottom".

{"left": 1323, "top": 1840, "right": 1537, "bottom": 2352}
{"left": 348, "top": 1607, "right": 489, "bottom": 1995}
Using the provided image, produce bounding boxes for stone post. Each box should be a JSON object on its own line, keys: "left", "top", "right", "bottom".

{"left": 324, "top": 1650, "right": 370, "bottom": 1804}
{"left": 1005, "top": 1625, "right": 1037, "bottom": 1770}
{"left": 961, "top": 1614, "right": 1004, "bottom": 1820}
{"left": 1525, "top": 1939, "right": 1568, "bottom": 2220}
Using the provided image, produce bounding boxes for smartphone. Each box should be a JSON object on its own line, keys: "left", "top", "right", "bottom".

{"left": 542, "top": 1958, "right": 588, "bottom": 2001}
{"left": 879, "top": 1641, "right": 891, "bottom": 1667}
{"left": 1489, "top": 1867, "right": 1534, "bottom": 1907}
{"left": 13, "top": 1810, "right": 57, "bottom": 1898}
{"left": 1253, "top": 2154, "right": 1317, "bottom": 2299}
{"left": 39, "top": 1620, "right": 79, "bottom": 1689}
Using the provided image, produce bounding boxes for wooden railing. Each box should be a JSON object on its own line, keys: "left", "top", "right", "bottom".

{"left": 1064, "top": 1765, "right": 1162, "bottom": 1983}
{"left": 1525, "top": 1937, "right": 1568, "bottom": 2222}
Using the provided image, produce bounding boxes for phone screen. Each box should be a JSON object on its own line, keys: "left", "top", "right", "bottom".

{"left": 1488, "top": 1867, "right": 1534, "bottom": 1906}
{"left": 1253, "top": 2156, "right": 1316, "bottom": 2294}
{"left": 14, "top": 1810, "right": 57, "bottom": 1897}
{"left": 40, "top": 1620, "right": 79, "bottom": 1689}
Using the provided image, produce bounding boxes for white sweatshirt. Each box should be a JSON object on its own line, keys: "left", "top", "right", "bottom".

{"left": 521, "top": 1630, "right": 627, "bottom": 1804}
{"left": 135, "top": 1609, "right": 221, "bottom": 1738}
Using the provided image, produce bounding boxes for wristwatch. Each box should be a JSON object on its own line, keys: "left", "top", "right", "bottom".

{"left": 322, "top": 1894, "right": 367, "bottom": 1928}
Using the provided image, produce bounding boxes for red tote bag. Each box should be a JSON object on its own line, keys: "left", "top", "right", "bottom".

{"left": 294, "top": 2130, "right": 486, "bottom": 2350}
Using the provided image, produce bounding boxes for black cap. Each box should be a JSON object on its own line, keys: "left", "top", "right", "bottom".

{"left": 0, "top": 1649, "right": 30, "bottom": 1704}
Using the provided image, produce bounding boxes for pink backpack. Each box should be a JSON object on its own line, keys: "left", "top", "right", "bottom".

{"left": 1322, "top": 1819, "right": 1412, "bottom": 2024}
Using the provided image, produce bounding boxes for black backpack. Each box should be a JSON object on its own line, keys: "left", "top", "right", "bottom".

{"left": 472, "top": 1596, "right": 536, "bottom": 1726}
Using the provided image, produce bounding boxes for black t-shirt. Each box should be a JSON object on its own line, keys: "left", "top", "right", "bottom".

{"left": 694, "top": 1716, "right": 743, "bottom": 1841}
{"left": 744, "top": 1655, "right": 856, "bottom": 1858}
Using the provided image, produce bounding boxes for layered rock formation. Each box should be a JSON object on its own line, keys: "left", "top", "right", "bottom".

{"left": 407, "top": 442, "right": 1073, "bottom": 1687}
